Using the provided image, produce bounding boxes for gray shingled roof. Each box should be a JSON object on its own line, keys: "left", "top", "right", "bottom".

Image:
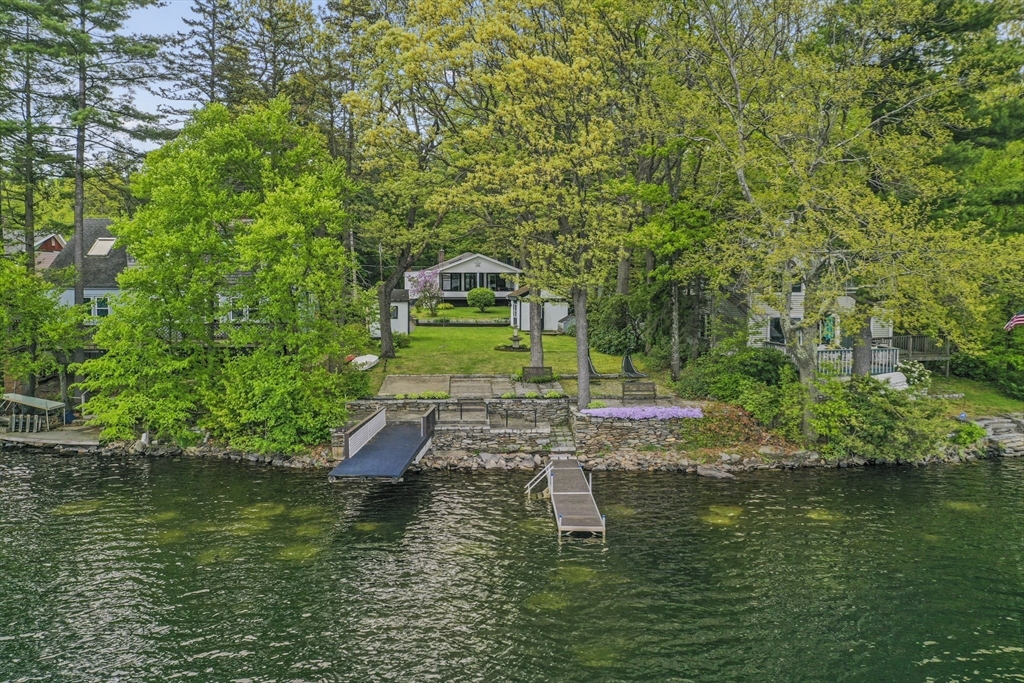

{"left": 49, "top": 219, "right": 127, "bottom": 288}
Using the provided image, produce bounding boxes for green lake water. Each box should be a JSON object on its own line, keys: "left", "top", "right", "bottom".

{"left": 0, "top": 453, "right": 1021, "bottom": 682}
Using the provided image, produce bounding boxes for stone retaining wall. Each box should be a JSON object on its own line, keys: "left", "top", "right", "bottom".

{"left": 570, "top": 407, "right": 688, "bottom": 457}
{"left": 345, "top": 398, "right": 571, "bottom": 424}
{"left": 431, "top": 425, "right": 554, "bottom": 454}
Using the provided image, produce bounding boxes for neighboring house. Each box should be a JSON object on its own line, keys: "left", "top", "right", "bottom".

{"left": 508, "top": 286, "right": 570, "bottom": 334}
{"left": 404, "top": 251, "right": 519, "bottom": 303}
{"left": 4, "top": 232, "right": 67, "bottom": 270}
{"left": 708, "top": 285, "right": 902, "bottom": 376}
{"left": 51, "top": 219, "right": 127, "bottom": 321}
{"left": 747, "top": 285, "right": 894, "bottom": 348}
{"left": 370, "top": 289, "right": 412, "bottom": 339}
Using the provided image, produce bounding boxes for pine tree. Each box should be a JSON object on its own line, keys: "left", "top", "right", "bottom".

{"left": 160, "top": 0, "right": 253, "bottom": 112}
{"left": 52, "top": 0, "right": 162, "bottom": 310}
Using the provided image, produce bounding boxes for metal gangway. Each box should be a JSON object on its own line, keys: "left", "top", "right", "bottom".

{"left": 328, "top": 407, "right": 436, "bottom": 482}
{"left": 526, "top": 456, "right": 606, "bottom": 538}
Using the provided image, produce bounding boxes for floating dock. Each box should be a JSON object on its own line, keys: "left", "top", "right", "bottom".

{"left": 526, "top": 456, "right": 606, "bottom": 537}
{"left": 328, "top": 407, "right": 435, "bottom": 482}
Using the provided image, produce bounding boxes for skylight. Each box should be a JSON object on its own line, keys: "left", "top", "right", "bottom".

{"left": 87, "top": 237, "right": 116, "bottom": 257}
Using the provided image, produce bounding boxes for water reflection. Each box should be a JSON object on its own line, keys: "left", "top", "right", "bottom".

{"left": 0, "top": 453, "right": 1020, "bottom": 682}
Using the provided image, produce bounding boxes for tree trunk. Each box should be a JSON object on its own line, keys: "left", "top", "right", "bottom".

{"left": 59, "top": 362, "right": 71, "bottom": 415}
{"left": 377, "top": 274, "right": 402, "bottom": 359}
{"left": 74, "top": 12, "right": 86, "bottom": 309}
{"left": 670, "top": 281, "right": 681, "bottom": 381}
{"left": 792, "top": 329, "right": 819, "bottom": 442}
{"left": 644, "top": 249, "right": 654, "bottom": 282}
{"left": 23, "top": 61, "right": 35, "bottom": 274}
{"left": 72, "top": 13, "right": 87, "bottom": 376}
{"left": 348, "top": 228, "right": 357, "bottom": 298}
{"left": 851, "top": 315, "right": 874, "bottom": 377}
{"left": 689, "top": 278, "right": 703, "bottom": 360}
{"left": 529, "top": 298, "right": 544, "bottom": 367}
{"left": 616, "top": 252, "right": 631, "bottom": 295}
{"left": 574, "top": 286, "right": 590, "bottom": 410}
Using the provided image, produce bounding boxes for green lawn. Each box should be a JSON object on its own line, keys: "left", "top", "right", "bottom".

{"left": 381, "top": 326, "right": 620, "bottom": 376}
{"left": 930, "top": 376, "right": 1021, "bottom": 417}
{"left": 413, "top": 306, "right": 511, "bottom": 321}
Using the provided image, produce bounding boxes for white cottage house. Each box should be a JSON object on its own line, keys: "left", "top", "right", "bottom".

{"left": 403, "top": 251, "right": 519, "bottom": 304}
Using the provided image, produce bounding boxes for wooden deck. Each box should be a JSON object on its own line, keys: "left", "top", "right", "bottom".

{"left": 0, "top": 426, "right": 102, "bottom": 447}
{"left": 527, "top": 457, "right": 606, "bottom": 537}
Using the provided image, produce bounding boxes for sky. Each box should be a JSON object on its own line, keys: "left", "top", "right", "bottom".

{"left": 124, "top": 2, "right": 194, "bottom": 122}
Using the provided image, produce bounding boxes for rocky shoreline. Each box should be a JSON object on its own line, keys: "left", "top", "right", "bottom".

{"left": 2, "top": 413, "right": 1021, "bottom": 478}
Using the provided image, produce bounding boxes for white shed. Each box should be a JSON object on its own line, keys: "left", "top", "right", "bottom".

{"left": 508, "top": 286, "right": 569, "bottom": 333}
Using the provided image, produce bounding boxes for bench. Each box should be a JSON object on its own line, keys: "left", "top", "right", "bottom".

{"left": 622, "top": 382, "right": 656, "bottom": 402}
{"left": 522, "top": 366, "right": 554, "bottom": 383}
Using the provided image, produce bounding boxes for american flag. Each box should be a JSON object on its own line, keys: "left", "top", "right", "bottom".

{"left": 1006, "top": 311, "right": 1024, "bottom": 332}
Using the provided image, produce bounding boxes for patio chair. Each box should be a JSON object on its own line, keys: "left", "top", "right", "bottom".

{"left": 622, "top": 354, "right": 647, "bottom": 379}
{"left": 587, "top": 351, "right": 610, "bottom": 382}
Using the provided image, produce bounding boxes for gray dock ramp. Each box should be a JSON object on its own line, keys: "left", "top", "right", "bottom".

{"left": 328, "top": 407, "right": 435, "bottom": 482}
{"left": 526, "top": 456, "right": 606, "bottom": 537}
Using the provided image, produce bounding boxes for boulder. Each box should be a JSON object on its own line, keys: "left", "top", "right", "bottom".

{"left": 697, "top": 465, "right": 736, "bottom": 480}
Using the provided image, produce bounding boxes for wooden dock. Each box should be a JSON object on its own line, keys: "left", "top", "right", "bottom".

{"left": 0, "top": 427, "right": 102, "bottom": 448}
{"left": 526, "top": 456, "right": 606, "bottom": 537}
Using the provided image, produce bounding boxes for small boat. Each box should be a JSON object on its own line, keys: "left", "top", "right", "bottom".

{"left": 350, "top": 354, "right": 380, "bottom": 371}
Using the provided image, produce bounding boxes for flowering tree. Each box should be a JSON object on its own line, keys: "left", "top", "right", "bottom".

{"left": 408, "top": 269, "right": 442, "bottom": 316}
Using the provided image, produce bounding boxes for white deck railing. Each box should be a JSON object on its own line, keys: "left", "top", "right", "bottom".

{"left": 759, "top": 342, "right": 900, "bottom": 377}
{"left": 346, "top": 408, "right": 387, "bottom": 458}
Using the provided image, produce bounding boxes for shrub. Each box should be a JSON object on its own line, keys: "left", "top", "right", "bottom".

{"left": 500, "top": 392, "right": 516, "bottom": 399}
{"left": 951, "top": 350, "right": 1024, "bottom": 400}
{"left": 394, "top": 393, "right": 406, "bottom": 400}
{"left": 437, "top": 302, "right": 455, "bottom": 311}
{"left": 466, "top": 287, "right": 496, "bottom": 312}
{"left": 589, "top": 294, "right": 643, "bottom": 355}
{"left": 511, "top": 371, "right": 523, "bottom": 382}
{"left": 949, "top": 421, "right": 987, "bottom": 447}
{"left": 419, "top": 391, "right": 450, "bottom": 399}
{"left": 811, "top": 375, "right": 948, "bottom": 461}
{"left": 524, "top": 391, "right": 541, "bottom": 399}
{"left": 896, "top": 359, "right": 931, "bottom": 389}
{"left": 587, "top": 400, "right": 607, "bottom": 409}
{"left": 543, "top": 390, "right": 565, "bottom": 399}
{"left": 392, "top": 332, "right": 411, "bottom": 348}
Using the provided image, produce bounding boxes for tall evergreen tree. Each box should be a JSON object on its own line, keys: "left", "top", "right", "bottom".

{"left": 160, "top": 0, "right": 253, "bottom": 112}
{"left": 52, "top": 0, "right": 162, "bottom": 311}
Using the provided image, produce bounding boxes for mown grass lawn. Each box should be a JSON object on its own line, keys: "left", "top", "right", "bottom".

{"left": 412, "top": 306, "right": 511, "bottom": 321}
{"left": 930, "top": 376, "right": 1021, "bottom": 417}
{"left": 380, "top": 326, "right": 621, "bottom": 376}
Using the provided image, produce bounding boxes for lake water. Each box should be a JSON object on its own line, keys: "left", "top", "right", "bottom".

{"left": 1, "top": 452, "right": 1021, "bottom": 682}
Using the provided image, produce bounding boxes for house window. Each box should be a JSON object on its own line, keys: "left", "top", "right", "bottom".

{"left": 87, "top": 238, "right": 116, "bottom": 257}
{"left": 84, "top": 297, "right": 110, "bottom": 317}
{"left": 463, "top": 272, "right": 477, "bottom": 290}
{"left": 769, "top": 317, "right": 785, "bottom": 344}
{"left": 442, "top": 273, "right": 462, "bottom": 291}
{"left": 792, "top": 282, "right": 803, "bottom": 292}
{"left": 390, "top": 305, "right": 399, "bottom": 319}
{"left": 488, "top": 273, "right": 510, "bottom": 291}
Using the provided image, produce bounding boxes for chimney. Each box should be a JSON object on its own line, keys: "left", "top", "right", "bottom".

{"left": 438, "top": 248, "right": 445, "bottom": 265}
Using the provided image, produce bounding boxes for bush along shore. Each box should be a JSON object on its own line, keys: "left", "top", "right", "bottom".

{"left": 3, "top": 413, "right": 1021, "bottom": 478}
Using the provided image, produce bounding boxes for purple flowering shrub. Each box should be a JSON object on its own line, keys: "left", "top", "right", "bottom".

{"left": 581, "top": 406, "right": 704, "bottom": 420}
{"left": 407, "top": 269, "right": 442, "bottom": 315}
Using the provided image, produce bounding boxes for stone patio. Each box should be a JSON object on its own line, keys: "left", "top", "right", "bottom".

{"left": 378, "top": 374, "right": 564, "bottom": 398}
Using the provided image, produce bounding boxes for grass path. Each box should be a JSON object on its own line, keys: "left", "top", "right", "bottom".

{"left": 930, "top": 376, "right": 1021, "bottom": 417}
{"left": 382, "top": 326, "right": 620, "bottom": 376}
